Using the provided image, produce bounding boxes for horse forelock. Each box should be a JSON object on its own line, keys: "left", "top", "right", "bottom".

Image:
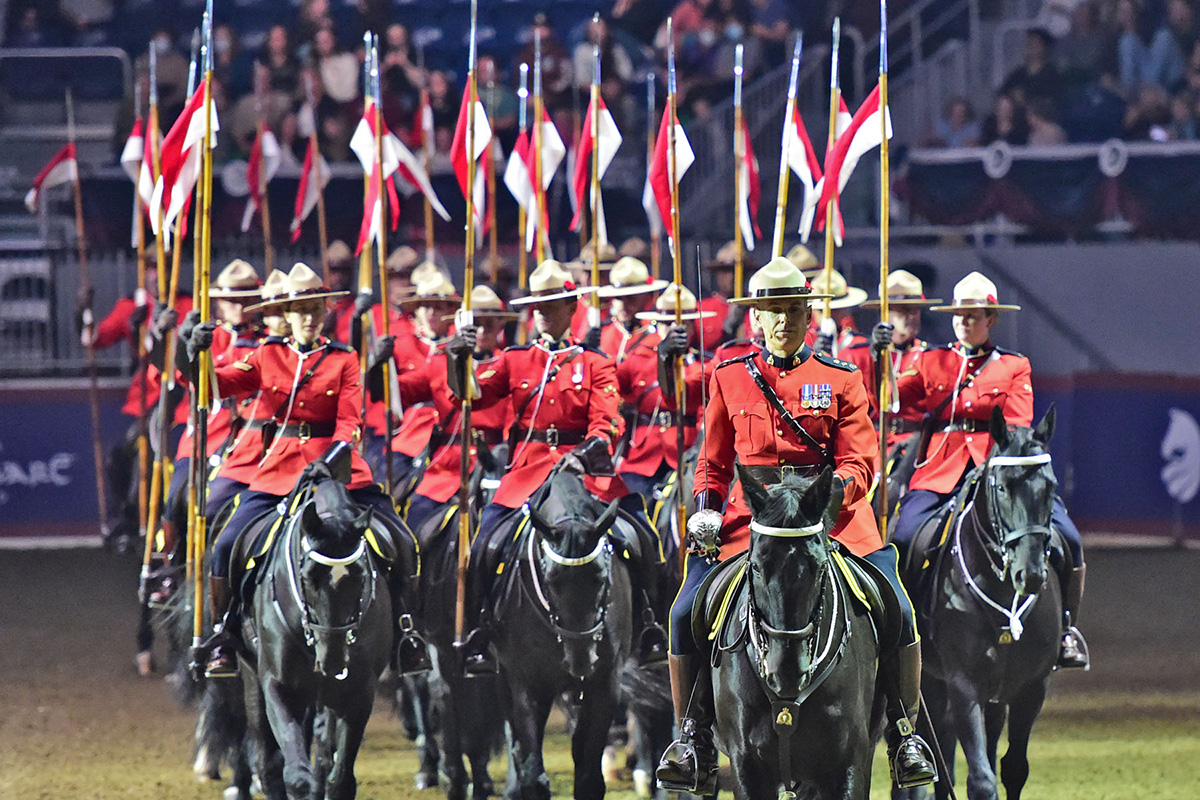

{"left": 754, "top": 473, "right": 834, "bottom": 533}
{"left": 304, "top": 480, "right": 364, "bottom": 557}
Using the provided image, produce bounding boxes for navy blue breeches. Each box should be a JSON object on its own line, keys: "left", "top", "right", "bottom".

{"left": 206, "top": 476, "right": 247, "bottom": 521}
{"left": 894, "top": 489, "right": 1083, "bottom": 565}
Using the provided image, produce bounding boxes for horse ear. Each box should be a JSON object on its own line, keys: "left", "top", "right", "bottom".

{"left": 802, "top": 467, "right": 835, "bottom": 523}
{"left": 988, "top": 406, "right": 1009, "bottom": 450}
{"left": 354, "top": 505, "right": 374, "bottom": 533}
{"left": 1033, "top": 403, "right": 1056, "bottom": 445}
{"left": 594, "top": 498, "right": 621, "bottom": 534}
{"left": 737, "top": 464, "right": 771, "bottom": 516}
{"left": 528, "top": 507, "right": 554, "bottom": 537}
{"left": 301, "top": 500, "right": 323, "bottom": 535}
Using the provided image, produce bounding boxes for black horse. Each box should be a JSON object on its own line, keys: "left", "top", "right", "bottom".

{"left": 236, "top": 476, "right": 394, "bottom": 800}
{"left": 897, "top": 407, "right": 1062, "bottom": 800}
{"left": 406, "top": 446, "right": 507, "bottom": 800}
{"left": 709, "top": 466, "right": 885, "bottom": 800}
{"left": 490, "top": 468, "right": 634, "bottom": 800}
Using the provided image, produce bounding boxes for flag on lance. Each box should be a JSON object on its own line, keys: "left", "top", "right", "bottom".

{"left": 569, "top": 96, "right": 622, "bottom": 245}
{"left": 736, "top": 115, "right": 762, "bottom": 251}
{"left": 290, "top": 137, "right": 331, "bottom": 242}
{"left": 240, "top": 126, "right": 281, "bottom": 232}
{"left": 647, "top": 106, "right": 694, "bottom": 253}
{"left": 450, "top": 83, "right": 493, "bottom": 237}
{"left": 149, "top": 79, "right": 219, "bottom": 245}
{"left": 815, "top": 86, "right": 891, "bottom": 246}
{"left": 25, "top": 143, "right": 78, "bottom": 212}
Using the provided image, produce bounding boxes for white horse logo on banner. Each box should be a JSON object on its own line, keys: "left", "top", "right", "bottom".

{"left": 1161, "top": 408, "right": 1200, "bottom": 504}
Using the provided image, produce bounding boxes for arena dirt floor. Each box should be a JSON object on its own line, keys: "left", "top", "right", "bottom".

{"left": 1, "top": 545, "right": 1197, "bottom": 799}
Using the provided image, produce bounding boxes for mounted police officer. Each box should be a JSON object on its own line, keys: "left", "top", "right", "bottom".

{"left": 656, "top": 257, "right": 937, "bottom": 795}
{"left": 179, "top": 262, "right": 430, "bottom": 679}
{"left": 887, "top": 271, "right": 1089, "bottom": 670}
{"left": 446, "top": 259, "right": 668, "bottom": 673}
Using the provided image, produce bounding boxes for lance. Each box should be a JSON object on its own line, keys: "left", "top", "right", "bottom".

{"left": 253, "top": 70, "right": 275, "bottom": 273}
{"left": 666, "top": 19, "right": 688, "bottom": 555}
{"left": 821, "top": 19, "right": 842, "bottom": 324}
{"left": 486, "top": 74, "right": 499, "bottom": 282}
{"left": 455, "top": 0, "right": 480, "bottom": 645}
{"left": 732, "top": 43, "right": 745, "bottom": 300}
{"left": 516, "top": 62, "right": 530, "bottom": 344}
{"left": 646, "top": 74, "right": 661, "bottom": 279}
{"left": 192, "top": 2, "right": 217, "bottom": 659}
{"left": 772, "top": 35, "right": 802, "bottom": 261}
{"left": 571, "top": 80, "right": 586, "bottom": 255}
{"left": 878, "top": 0, "right": 894, "bottom": 538}
{"left": 532, "top": 30, "right": 548, "bottom": 264}
{"left": 588, "top": 22, "right": 602, "bottom": 327}
{"left": 370, "top": 36, "right": 396, "bottom": 496}
{"left": 66, "top": 88, "right": 110, "bottom": 546}
{"left": 357, "top": 33, "right": 374, "bottom": 441}
{"left": 303, "top": 71, "right": 331, "bottom": 283}
{"left": 130, "top": 77, "right": 150, "bottom": 558}
{"left": 178, "top": 30, "right": 200, "bottom": 593}
{"left": 419, "top": 45, "right": 436, "bottom": 263}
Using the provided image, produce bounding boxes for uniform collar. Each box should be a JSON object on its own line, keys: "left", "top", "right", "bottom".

{"left": 953, "top": 340, "right": 992, "bottom": 357}
{"left": 760, "top": 344, "right": 811, "bottom": 369}
{"left": 289, "top": 335, "right": 327, "bottom": 354}
{"left": 537, "top": 332, "right": 578, "bottom": 351}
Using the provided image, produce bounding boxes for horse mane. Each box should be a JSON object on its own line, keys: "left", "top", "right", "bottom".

{"left": 302, "top": 479, "right": 369, "bottom": 559}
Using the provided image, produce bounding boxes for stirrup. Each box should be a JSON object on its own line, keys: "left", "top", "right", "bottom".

{"left": 637, "top": 611, "right": 669, "bottom": 666}
{"left": 205, "top": 645, "right": 239, "bottom": 679}
{"left": 457, "top": 627, "right": 499, "bottom": 678}
{"left": 396, "top": 614, "right": 432, "bottom": 676}
{"left": 889, "top": 722, "right": 938, "bottom": 789}
{"left": 656, "top": 718, "right": 718, "bottom": 795}
{"left": 1056, "top": 626, "right": 1091, "bottom": 670}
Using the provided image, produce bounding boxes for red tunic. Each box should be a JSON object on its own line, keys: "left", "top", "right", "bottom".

{"left": 618, "top": 330, "right": 705, "bottom": 477}
{"left": 93, "top": 295, "right": 194, "bottom": 417}
{"left": 470, "top": 339, "right": 625, "bottom": 508}
{"left": 842, "top": 338, "right": 933, "bottom": 447}
{"left": 598, "top": 319, "right": 656, "bottom": 361}
{"left": 694, "top": 294, "right": 730, "bottom": 350}
{"left": 175, "top": 324, "right": 262, "bottom": 461}
{"left": 387, "top": 333, "right": 450, "bottom": 457}
{"left": 698, "top": 346, "right": 882, "bottom": 558}
{"left": 898, "top": 342, "right": 1033, "bottom": 495}
{"left": 413, "top": 350, "right": 513, "bottom": 504}
{"left": 214, "top": 339, "right": 280, "bottom": 486}
{"left": 211, "top": 336, "right": 374, "bottom": 495}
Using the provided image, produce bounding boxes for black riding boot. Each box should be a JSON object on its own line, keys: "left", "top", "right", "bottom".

{"left": 656, "top": 654, "right": 718, "bottom": 795}
{"left": 1057, "top": 564, "right": 1090, "bottom": 670}
{"left": 459, "top": 565, "right": 500, "bottom": 677}
{"left": 205, "top": 576, "right": 239, "bottom": 679}
{"left": 883, "top": 641, "right": 938, "bottom": 789}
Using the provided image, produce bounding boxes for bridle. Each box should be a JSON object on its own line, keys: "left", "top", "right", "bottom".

{"left": 524, "top": 515, "right": 613, "bottom": 647}
{"left": 955, "top": 451, "right": 1054, "bottom": 642}
{"left": 275, "top": 509, "right": 377, "bottom": 678}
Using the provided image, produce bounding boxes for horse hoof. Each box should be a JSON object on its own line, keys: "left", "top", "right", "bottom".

{"left": 222, "top": 786, "right": 241, "bottom": 800}
{"left": 633, "top": 768, "right": 652, "bottom": 798}
{"left": 136, "top": 650, "right": 154, "bottom": 676}
{"left": 602, "top": 745, "right": 620, "bottom": 785}
{"left": 414, "top": 769, "right": 439, "bottom": 791}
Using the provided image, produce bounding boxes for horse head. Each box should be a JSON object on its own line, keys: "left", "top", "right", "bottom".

{"left": 739, "top": 465, "right": 842, "bottom": 699}
{"left": 528, "top": 470, "right": 620, "bottom": 681}
{"left": 296, "top": 479, "right": 375, "bottom": 679}
{"left": 983, "top": 405, "right": 1057, "bottom": 598}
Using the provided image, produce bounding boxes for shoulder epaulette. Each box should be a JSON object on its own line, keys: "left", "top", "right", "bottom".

{"left": 843, "top": 340, "right": 871, "bottom": 352}
{"left": 716, "top": 352, "right": 757, "bottom": 370}
{"left": 992, "top": 345, "right": 1024, "bottom": 358}
{"left": 327, "top": 341, "right": 353, "bottom": 353}
{"left": 263, "top": 336, "right": 287, "bottom": 345}
{"left": 581, "top": 344, "right": 607, "bottom": 356}
{"left": 932, "top": 344, "right": 954, "bottom": 352}
{"left": 234, "top": 338, "right": 261, "bottom": 349}
{"left": 506, "top": 343, "right": 534, "bottom": 352}
{"left": 814, "top": 352, "right": 858, "bottom": 372}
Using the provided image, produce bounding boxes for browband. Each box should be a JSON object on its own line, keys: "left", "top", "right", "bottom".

{"left": 540, "top": 535, "right": 609, "bottom": 567}
{"left": 750, "top": 519, "right": 824, "bottom": 538}
{"left": 304, "top": 537, "right": 366, "bottom": 567}
{"left": 989, "top": 453, "right": 1052, "bottom": 467}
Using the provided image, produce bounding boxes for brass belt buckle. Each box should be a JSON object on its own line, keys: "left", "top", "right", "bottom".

{"left": 545, "top": 427, "right": 559, "bottom": 448}
{"left": 298, "top": 421, "right": 311, "bottom": 443}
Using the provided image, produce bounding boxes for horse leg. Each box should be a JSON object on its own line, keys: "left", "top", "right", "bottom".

{"left": 983, "top": 702, "right": 1006, "bottom": 776}
{"left": 572, "top": 682, "right": 619, "bottom": 800}
{"left": 505, "top": 681, "right": 553, "bottom": 800}
{"left": 464, "top": 676, "right": 500, "bottom": 800}
{"left": 437, "top": 650, "right": 470, "bottom": 800}
{"left": 924, "top": 677, "right": 956, "bottom": 800}
{"left": 325, "top": 707, "right": 370, "bottom": 800}
{"left": 944, "top": 676, "right": 997, "bottom": 800}
{"left": 244, "top": 672, "right": 287, "bottom": 800}
{"left": 263, "top": 678, "right": 317, "bottom": 800}
{"left": 406, "top": 674, "right": 441, "bottom": 791}
{"left": 999, "top": 680, "right": 1047, "bottom": 800}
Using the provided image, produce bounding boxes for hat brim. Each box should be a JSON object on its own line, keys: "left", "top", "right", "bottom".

{"left": 510, "top": 287, "right": 599, "bottom": 306}
{"left": 809, "top": 286, "right": 869, "bottom": 310}
{"left": 210, "top": 287, "right": 263, "bottom": 299}
{"left": 245, "top": 289, "right": 350, "bottom": 312}
{"left": 398, "top": 293, "right": 462, "bottom": 306}
{"left": 635, "top": 310, "right": 718, "bottom": 322}
{"left": 930, "top": 302, "right": 1021, "bottom": 313}
{"left": 597, "top": 279, "right": 670, "bottom": 299}
{"left": 441, "top": 310, "right": 520, "bottom": 322}
{"left": 861, "top": 297, "right": 943, "bottom": 309}
{"left": 729, "top": 290, "right": 836, "bottom": 306}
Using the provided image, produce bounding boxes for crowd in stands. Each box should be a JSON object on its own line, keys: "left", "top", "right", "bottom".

{"left": 926, "top": 0, "right": 1200, "bottom": 148}
{"left": 4, "top": 0, "right": 808, "bottom": 168}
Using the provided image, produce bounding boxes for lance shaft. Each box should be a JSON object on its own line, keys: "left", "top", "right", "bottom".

{"left": 371, "top": 42, "right": 396, "bottom": 497}
{"left": 589, "top": 36, "right": 601, "bottom": 314}
{"left": 733, "top": 43, "right": 744, "bottom": 298}
{"left": 822, "top": 19, "right": 841, "bottom": 323}
{"left": 421, "top": 86, "right": 436, "bottom": 262}
{"left": 878, "top": 7, "right": 893, "bottom": 538}
{"left": 533, "top": 32, "right": 547, "bottom": 265}
{"left": 647, "top": 74, "right": 661, "bottom": 278}
{"left": 255, "top": 84, "right": 274, "bottom": 273}
{"left": 773, "top": 35, "right": 802, "bottom": 261}
{"left": 667, "top": 19, "right": 687, "bottom": 554}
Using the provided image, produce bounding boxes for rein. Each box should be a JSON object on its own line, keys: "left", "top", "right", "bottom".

{"left": 523, "top": 520, "right": 612, "bottom": 645}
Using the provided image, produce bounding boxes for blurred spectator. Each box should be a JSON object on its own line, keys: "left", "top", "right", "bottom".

{"left": 1124, "top": 83, "right": 1173, "bottom": 138}
{"left": 1169, "top": 88, "right": 1198, "bottom": 136}
{"left": 6, "top": 3, "right": 67, "bottom": 47}
{"left": 749, "top": 0, "right": 792, "bottom": 69}
{"left": 611, "top": 0, "right": 669, "bottom": 47}
{"left": 213, "top": 23, "right": 253, "bottom": 102}
{"left": 929, "top": 97, "right": 981, "bottom": 148}
{"left": 59, "top": 0, "right": 113, "bottom": 46}
{"left": 1057, "top": 1, "right": 1116, "bottom": 83}
{"left": 573, "top": 16, "right": 635, "bottom": 89}
{"left": 479, "top": 56, "right": 519, "bottom": 139}
{"left": 134, "top": 28, "right": 190, "bottom": 117}
{"left": 258, "top": 25, "right": 301, "bottom": 101}
{"left": 1060, "top": 82, "right": 1128, "bottom": 141}
{"left": 427, "top": 70, "right": 458, "bottom": 133}
{"left": 313, "top": 27, "right": 359, "bottom": 104}
{"left": 1026, "top": 96, "right": 1068, "bottom": 144}
{"left": 513, "top": 14, "right": 574, "bottom": 110}
{"left": 1117, "top": 0, "right": 1188, "bottom": 93}
{"left": 1000, "top": 28, "right": 1063, "bottom": 106}
{"left": 381, "top": 24, "right": 424, "bottom": 112}
{"left": 294, "top": 0, "right": 333, "bottom": 56}
{"left": 981, "top": 92, "right": 1031, "bottom": 145}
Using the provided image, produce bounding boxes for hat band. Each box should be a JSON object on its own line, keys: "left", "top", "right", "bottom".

{"left": 286, "top": 287, "right": 335, "bottom": 300}
{"left": 750, "top": 286, "right": 813, "bottom": 299}
{"left": 890, "top": 293, "right": 926, "bottom": 301}
{"left": 952, "top": 297, "right": 998, "bottom": 306}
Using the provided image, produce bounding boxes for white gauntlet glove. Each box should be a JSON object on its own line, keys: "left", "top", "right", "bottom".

{"left": 686, "top": 509, "right": 723, "bottom": 559}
